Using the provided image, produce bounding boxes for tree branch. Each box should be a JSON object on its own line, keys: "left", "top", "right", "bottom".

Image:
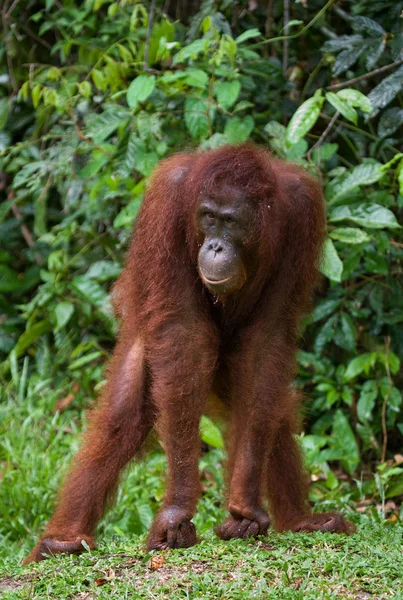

{"left": 326, "top": 60, "right": 403, "bottom": 91}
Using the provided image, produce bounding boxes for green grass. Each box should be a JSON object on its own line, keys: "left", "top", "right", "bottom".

{"left": 1, "top": 525, "right": 403, "bottom": 599}
{"left": 1, "top": 381, "right": 403, "bottom": 598}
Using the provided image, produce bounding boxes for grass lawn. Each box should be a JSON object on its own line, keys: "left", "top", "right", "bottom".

{"left": 1, "top": 524, "right": 403, "bottom": 599}
{"left": 1, "top": 384, "right": 403, "bottom": 598}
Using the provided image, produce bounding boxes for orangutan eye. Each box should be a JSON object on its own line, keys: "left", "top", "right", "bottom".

{"left": 204, "top": 211, "right": 215, "bottom": 221}
{"left": 224, "top": 216, "right": 235, "bottom": 225}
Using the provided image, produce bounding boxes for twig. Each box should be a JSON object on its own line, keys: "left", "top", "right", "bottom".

{"left": 327, "top": 60, "right": 403, "bottom": 91}
{"left": 282, "top": 0, "right": 290, "bottom": 76}
{"left": 381, "top": 337, "right": 392, "bottom": 464}
{"left": 307, "top": 111, "right": 339, "bottom": 162}
{"left": 5, "top": 0, "right": 20, "bottom": 19}
{"left": 144, "top": 0, "right": 156, "bottom": 71}
{"left": 250, "top": 0, "right": 335, "bottom": 49}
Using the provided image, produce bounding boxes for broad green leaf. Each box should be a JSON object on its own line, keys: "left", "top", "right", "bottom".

{"left": 184, "top": 97, "right": 210, "bottom": 139}
{"left": 328, "top": 162, "right": 384, "bottom": 202}
{"left": 127, "top": 74, "right": 156, "bottom": 108}
{"left": 344, "top": 353, "right": 376, "bottom": 381}
{"left": 72, "top": 276, "right": 108, "bottom": 307}
{"left": 378, "top": 107, "right": 403, "bottom": 137}
{"left": 368, "top": 65, "right": 403, "bottom": 116}
{"left": 330, "top": 203, "right": 401, "bottom": 229}
{"left": 285, "top": 139, "right": 308, "bottom": 159}
{"left": 54, "top": 302, "right": 74, "bottom": 331}
{"left": 332, "top": 410, "right": 360, "bottom": 474}
{"left": 86, "top": 261, "right": 121, "bottom": 282}
{"left": 183, "top": 68, "right": 208, "bottom": 88}
{"left": 235, "top": 29, "right": 261, "bottom": 44}
{"left": 311, "top": 298, "right": 342, "bottom": 323}
{"left": 214, "top": 80, "right": 240, "bottom": 109}
{"left": 0, "top": 265, "right": 23, "bottom": 292}
{"left": 320, "top": 238, "right": 343, "bottom": 282}
{"left": 224, "top": 115, "right": 254, "bottom": 143}
{"left": 322, "top": 35, "right": 362, "bottom": 52}
{"left": 173, "top": 39, "right": 206, "bottom": 64}
{"left": 200, "top": 415, "right": 224, "bottom": 449}
{"left": 335, "top": 313, "right": 356, "bottom": 352}
{"left": 336, "top": 89, "right": 372, "bottom": 114}
{"left": 286, "top": 91, "right": 324, "bottom": 145}
{"left": 333, "top": 46, "right": 364, "bottom": 76}
{"left": 357, "top": 380, "right": 378, "bottom": 422}
{"left": 312, "top": 143, "right": 338, "bottom": 163}
{"left": 351, "top": 16, "right": 385, "bottom": 36}
{"left": 329, "top": 227, "right": 370, "bottom": 244}
{"left": 325, "top": 92, "right": 357, "bottom": 124}
{"left": 0, "top": 98, "right": 9, "bottom": 130}
{"left": 13, "top": 320, "right": 52, "bottom": 358}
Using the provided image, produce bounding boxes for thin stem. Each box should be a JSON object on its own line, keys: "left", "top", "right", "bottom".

{"left": 326, "top": 60, "right": 403, "bottom": 91}
{"left": 307, "top": 111, "right": 339, "bottom": 163}
{"left": 250, "top": 0, "right": 335, "bottom": 49}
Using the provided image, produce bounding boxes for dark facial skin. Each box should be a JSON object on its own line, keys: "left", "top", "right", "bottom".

{"left": 196, "top": 192, "right": 255, "bottom": 297}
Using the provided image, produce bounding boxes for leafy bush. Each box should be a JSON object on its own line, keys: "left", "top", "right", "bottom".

{"left": 1, "top": 0, "right": 403, "bottom": 533}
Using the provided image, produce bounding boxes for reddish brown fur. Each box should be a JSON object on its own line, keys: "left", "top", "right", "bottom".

{"left": 24, "top": 144, "right": 354, "bottom": 564}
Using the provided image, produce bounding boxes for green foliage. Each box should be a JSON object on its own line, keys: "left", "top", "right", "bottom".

{"left": 0, "top": 0, "right": 403, "bottom": 548}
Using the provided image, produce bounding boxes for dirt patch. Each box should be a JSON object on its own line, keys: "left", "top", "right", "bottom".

{"left": 0, "top": 574, "right": 36, "bottom": 591}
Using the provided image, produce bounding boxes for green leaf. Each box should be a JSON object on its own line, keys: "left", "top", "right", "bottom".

{"left": 336, "top": 89, "right": 372, "bottom": 114}
{"left": 351, "top": 16, "right": 385, "bottom": 36}
{"left": 332, "top": 410, "right": 360, "bottom": 474}
{"left": 0, "top": 98, "right": 9, "bottom": 130}
{"left": 330, "top": 203, "right": 401, "bottom": 229}
{"left": 214, "top": 80, "right": 240, "bottom": 109}
{"left": 333, "top": 46, "right": 364, "bottom": 76}
{"left": 378, "top": 107, "right": 403, "bottom": 137}
{"left": 285, "top": 139, "right": 308, "bottom": 159}
{"left": 328, "top": 162, "right": 384, "bottom": 202}
{"left": 173, "top": 39, "right": 206, "bottom": 65}
{"left": 285, "top": 91, "right": 324, "bottom": 145}
{"left": 312, "top": 143, "right": 338, "bottom": 163}
{"left": 344, "top": 353, "right": 376, "bottom": 381}
{"left": 183, "top": 68, "right": 208, "bottom": 88}
{"left": 200, "top": 415, "right": 224, "bottom": 449}
{"left": 68, "top": 351, "right": 102, "bottom": 371}
{"left": 311, "top": 298, "right": 342, "bottom": 322}
{"left": 329, "top": 227, "right": 370, "bottom": 244}
{"left": 54, "top": 302, "right": 74, "bottom": 331}
{"left": 184, "top": 97, "right": 210, "bottom": 139}
{"left": 13, "top": 320, "right": 52, "bottom": 358}
{"left": 224, "top": 115, "right": 254, "bottom": 143}
{"left": 357, "top": 380, "right": 378, "bottom": 422}
{"left": 72, "top": 276, "right": 108, "bottom": 307}
{"left": 235, "top": 29, "right": 261, "bottom": 44}
{"left": 86, "top": 261, "right": 121, "bottom": 282}
{"left": 320, "top": 239, "right": 343, "bottom": 282}
{"left": 367, "top": 65, "right": 403, "bottom": 116}
{"left": 0, "top": 265, "right": 23, "bottom": 292}
{"left": 325, "top": 92, "right": 357, "bottom": 124}
{"left": 127, "top": 74, "right": 156, "bottom": 108}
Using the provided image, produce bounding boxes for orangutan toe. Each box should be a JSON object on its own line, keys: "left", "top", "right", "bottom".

{"left": 289, "top": 512, "right": 356, "bottom": 534}
{"left": 147, "top": 520, "right": 197, "bottom": 550}
{"left": 23, "top": 535, "right": 95, "bottom": 565}
{"left": 217, "top": 517, "right": 268, "bottom": 540}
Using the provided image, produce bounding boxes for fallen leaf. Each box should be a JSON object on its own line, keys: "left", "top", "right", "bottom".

{"left": 148, "top": 555, "right": 165, "bottom": 570}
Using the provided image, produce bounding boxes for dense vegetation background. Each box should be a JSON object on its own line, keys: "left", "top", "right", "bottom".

{"left": 1, "top": 0, "right": 403, "bottom": 559}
